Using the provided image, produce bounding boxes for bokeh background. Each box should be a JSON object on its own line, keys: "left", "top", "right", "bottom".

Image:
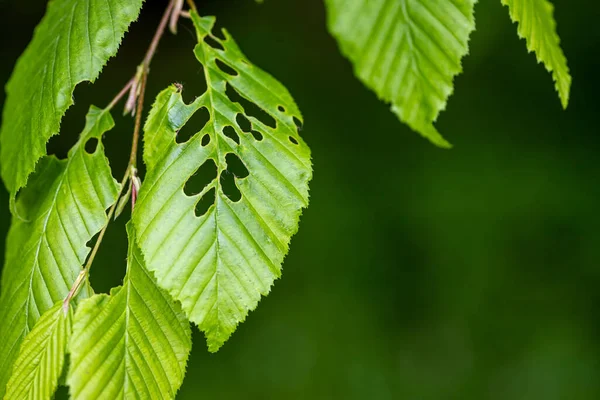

{"left": 1, "top": 0, "right": 599, "bottom": 398}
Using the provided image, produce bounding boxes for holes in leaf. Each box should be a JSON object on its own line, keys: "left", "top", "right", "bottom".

{"left": 85, "top": 138, "right": 98, "bottom": 154}
{"left": 177, "top": 107, "right": 210, "bottom": 144}
{"left": 204, "top": 35, "right": 224, "bottom": 51}
{"left": 293, "top": 116, "right": 303, "bottom": 131}
{"left": 223, "top": 126, "right": 240, "bottom": 145}
{"left": 225, "top": 153, "right": 249, "bottom": 178}
{"left": 278, "top": 105, "right": 286, "bottom": 113}
{"left": 236, "top": 113, "right": 251, "bottom": 133}
{"left": 213, "top": 28, "right": 226, "bottom": 41}
{"left": 195, "top": 187, "right": 215, "bottom": 217}
{"left": 289, "top": 136, "right": 299, "bottom": 145}
{"left": 184, "top": 159, "right": 217, "bottom": 196}
{"left": 215, "top": 59, "right": 238, "bottom": 76}
{"left": 220, "top": 172, "right": 241, "bottom": 202}
{"left": 251, "top": 130, "right": 263, "bottom": 141}
{"left": 180, "top": 62, "right": 208, "bottom": 105}
{"left": 220, "top": 153, "right": 249, "bottom": 202}
{"left": 225, "top": 83, "right": 276, "bottom": 129}
{"left": 201, "top": 134, "right": 211, "bottom": 147}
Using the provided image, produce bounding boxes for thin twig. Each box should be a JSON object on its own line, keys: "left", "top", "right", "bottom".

{"left": 106, "top": 77, "right": 136, "bottom": 111}
{"left": 129, "top": 70, "right": 147, "bottom": 169}
{"left": 133, "top": 0, "right": 176, "bottom": 167}
{"left": 143, "top": 0, "right": 176, "bottom": 67}
{"left": 64, "top": 0, "right": 179, "bottom": 307}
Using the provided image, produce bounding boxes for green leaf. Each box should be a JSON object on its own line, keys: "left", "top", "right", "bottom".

{"left": 68, "top": 224, "right": 191, "bottom": 399}
{"left": 0, "top": 106, "right": 119, "bottom": 398}
{"left": 133, "top": 12, "right": 312, "bottom": 351}
{"left": 4, "top": 302, "right": 72, "bottom": 400}
{"left": 325, "top": 0, "right": 477, "bottom": 147}
{"left": 501, "top": 0, "right": 571, "bottom": 108}
{"left": 0, "top": 0, "right": 143, "bottom": 199}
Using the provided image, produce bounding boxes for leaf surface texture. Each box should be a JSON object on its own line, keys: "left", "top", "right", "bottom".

{"left": 0, "top": 0, "right": 143, "bottom": 197}
{"left": 133, "top": 12, "right": 312, "bottom": 351}
{"left": 502, "top": 0, "right": 571, "bottom": 107}
{"left": 68, "top": 225, "right": 191, "bottom": 400}
{"left": 0, "top": 107, "right": 119, "bottom": 397}
{"left": 325, "top": 0, "right": 476, "bottom": 146}
{"left": 4, "top": 302, "right": 72, "bottom": 400}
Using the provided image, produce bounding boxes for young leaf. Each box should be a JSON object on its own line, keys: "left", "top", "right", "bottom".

{"left": 502, "top": 0, "right": 571, "bottom": 108}
{"left": 133, "top": 12, "right": 312, "bottom": 351}
{"left": 0, "top": 107, "right": 120, "bottom": 397}
{"left": 0, "top": 0, "right": 143, "bottom": 199}
{"left": 325, "top": 0, "right": 477, "bottom": 147}
{"left": 4, "top": 302, "right": 72, "bottom": 400}
{"left": 68, "top": 225, "right": 192, "bottom": 399}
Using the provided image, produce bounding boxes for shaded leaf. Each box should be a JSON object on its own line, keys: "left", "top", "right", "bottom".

{"left": 325, "top": 0, "right": 477, "bottom": 147}
{"left": 0, "top": 0, "right": 143, "bottom": 199}
{"left": 133, "top": 12, "right": 312, "bottom": 351}
{"left": 0, "top": 107, "right": 119, "bottom": 397}
{"left": 4, "top": 302, "right": 72, "bottom": 400}
{"left": 502, "top": 0, "right": 571, "bottom": 108}
{"left": 68, "top": 224, "right": 191, "bottom": 399}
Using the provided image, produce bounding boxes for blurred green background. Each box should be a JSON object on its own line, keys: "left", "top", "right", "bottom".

{"left": 1, "top": 0, "right": 600, "bottom": 398}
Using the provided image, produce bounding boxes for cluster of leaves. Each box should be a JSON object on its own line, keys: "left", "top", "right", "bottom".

{"left": 0, "top": 0, "right": 570, "bottom": 398}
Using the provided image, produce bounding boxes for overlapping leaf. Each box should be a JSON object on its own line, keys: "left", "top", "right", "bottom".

{"left": 325, "top": 0, "right": 476, "bottom": 147}
{"left": 0, "top": 0, "right": 143, "bottom": 198}
{"left": 133, "top": 12, "right": 312, "bottom": 351}
{"left": 68, "top": 225, "right": 191, "bottom": 399}
{"left": 0, "top": 107, "right": 119, "bottom": 397}
{"left": 4, "top": 302, "right": 72, "bottom": 400}
{"left": 502, "top": 0, "right": 571, "bottom": 108}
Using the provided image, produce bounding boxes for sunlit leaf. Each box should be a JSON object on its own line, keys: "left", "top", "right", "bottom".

{"left": 0, "top": 0, "right": 143, "bottom": 199}
{"left": 0, "top": 107, "right": 119, "bottom": 397}
{"left": 325, "top": 0, "right": 477, "bottom": 147}
{"left": 68, "top": 224, "right": 191, "bottom": 399}
{"left": 4, "top": 302, "right": 72, "bottom": 400}
{"left": 502, "top": 0, "right": 571, "bottom": 108}
{"left": 133, "top": 12, "right": 312, "bottom": 351}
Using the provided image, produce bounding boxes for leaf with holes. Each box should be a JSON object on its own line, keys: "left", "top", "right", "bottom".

{"left": 0, "top": 0, "right": 143, "bottom": 200}
{"left": 502, "top": 0, "right": 571, "bottom": 108}
{"left": 325, "top": 0, "right": 476, "bottom": 147}
{"left": 0, "top": 106, "right": 120, "bottom": 397}
{"left": 133, "top": 12, "right": 312, "bottom": 351}
{"left": 68, "top": 224, "right": 191, "bottom": 399}
{"left": 4, "top": 302, "right": 72, "bottom": 400}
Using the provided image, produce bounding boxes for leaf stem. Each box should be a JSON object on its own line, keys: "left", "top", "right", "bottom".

{"left": 63, "top": 0, "right": 179, "bottom": 307}
{"left": 143, "top": 0, "right": 176, "bottom": 67}
{"left": 186, "top": 0, "right": 197, "bottom": 13}
{"left": 106, "top": 77, "right": 135, "bottom": 111}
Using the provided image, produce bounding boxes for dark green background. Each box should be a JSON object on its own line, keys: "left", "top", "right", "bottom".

{"left": 1, "top": 0, "right": 599, "bottom": 398}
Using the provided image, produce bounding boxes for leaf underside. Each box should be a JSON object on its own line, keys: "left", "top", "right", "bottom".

{"left": 502, "top": 0, "right": 571, "bottom": 108}
{"left": 0, "top": 0, "right": 143, "bottom": 198}
{"left": 68, "top": 225, "right": 191, "bottom": 400}
{"left": 0, "top": 107, "right": 119, "bottom": 398}
{"left": 325, "top": 0, "right": 476, "bottom": 147}
{"left": 4, "top": 302, "right": 71, "bottom": 400}
{"left": 133, "top": 12, "right": 312, "bottom": 351}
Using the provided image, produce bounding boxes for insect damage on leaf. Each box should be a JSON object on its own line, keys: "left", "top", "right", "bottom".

{"left": 0, "top": 106, "right": 119, "bottom": 398}
{"left": 133, "top": 12, "right": 312, "bottom": 352}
